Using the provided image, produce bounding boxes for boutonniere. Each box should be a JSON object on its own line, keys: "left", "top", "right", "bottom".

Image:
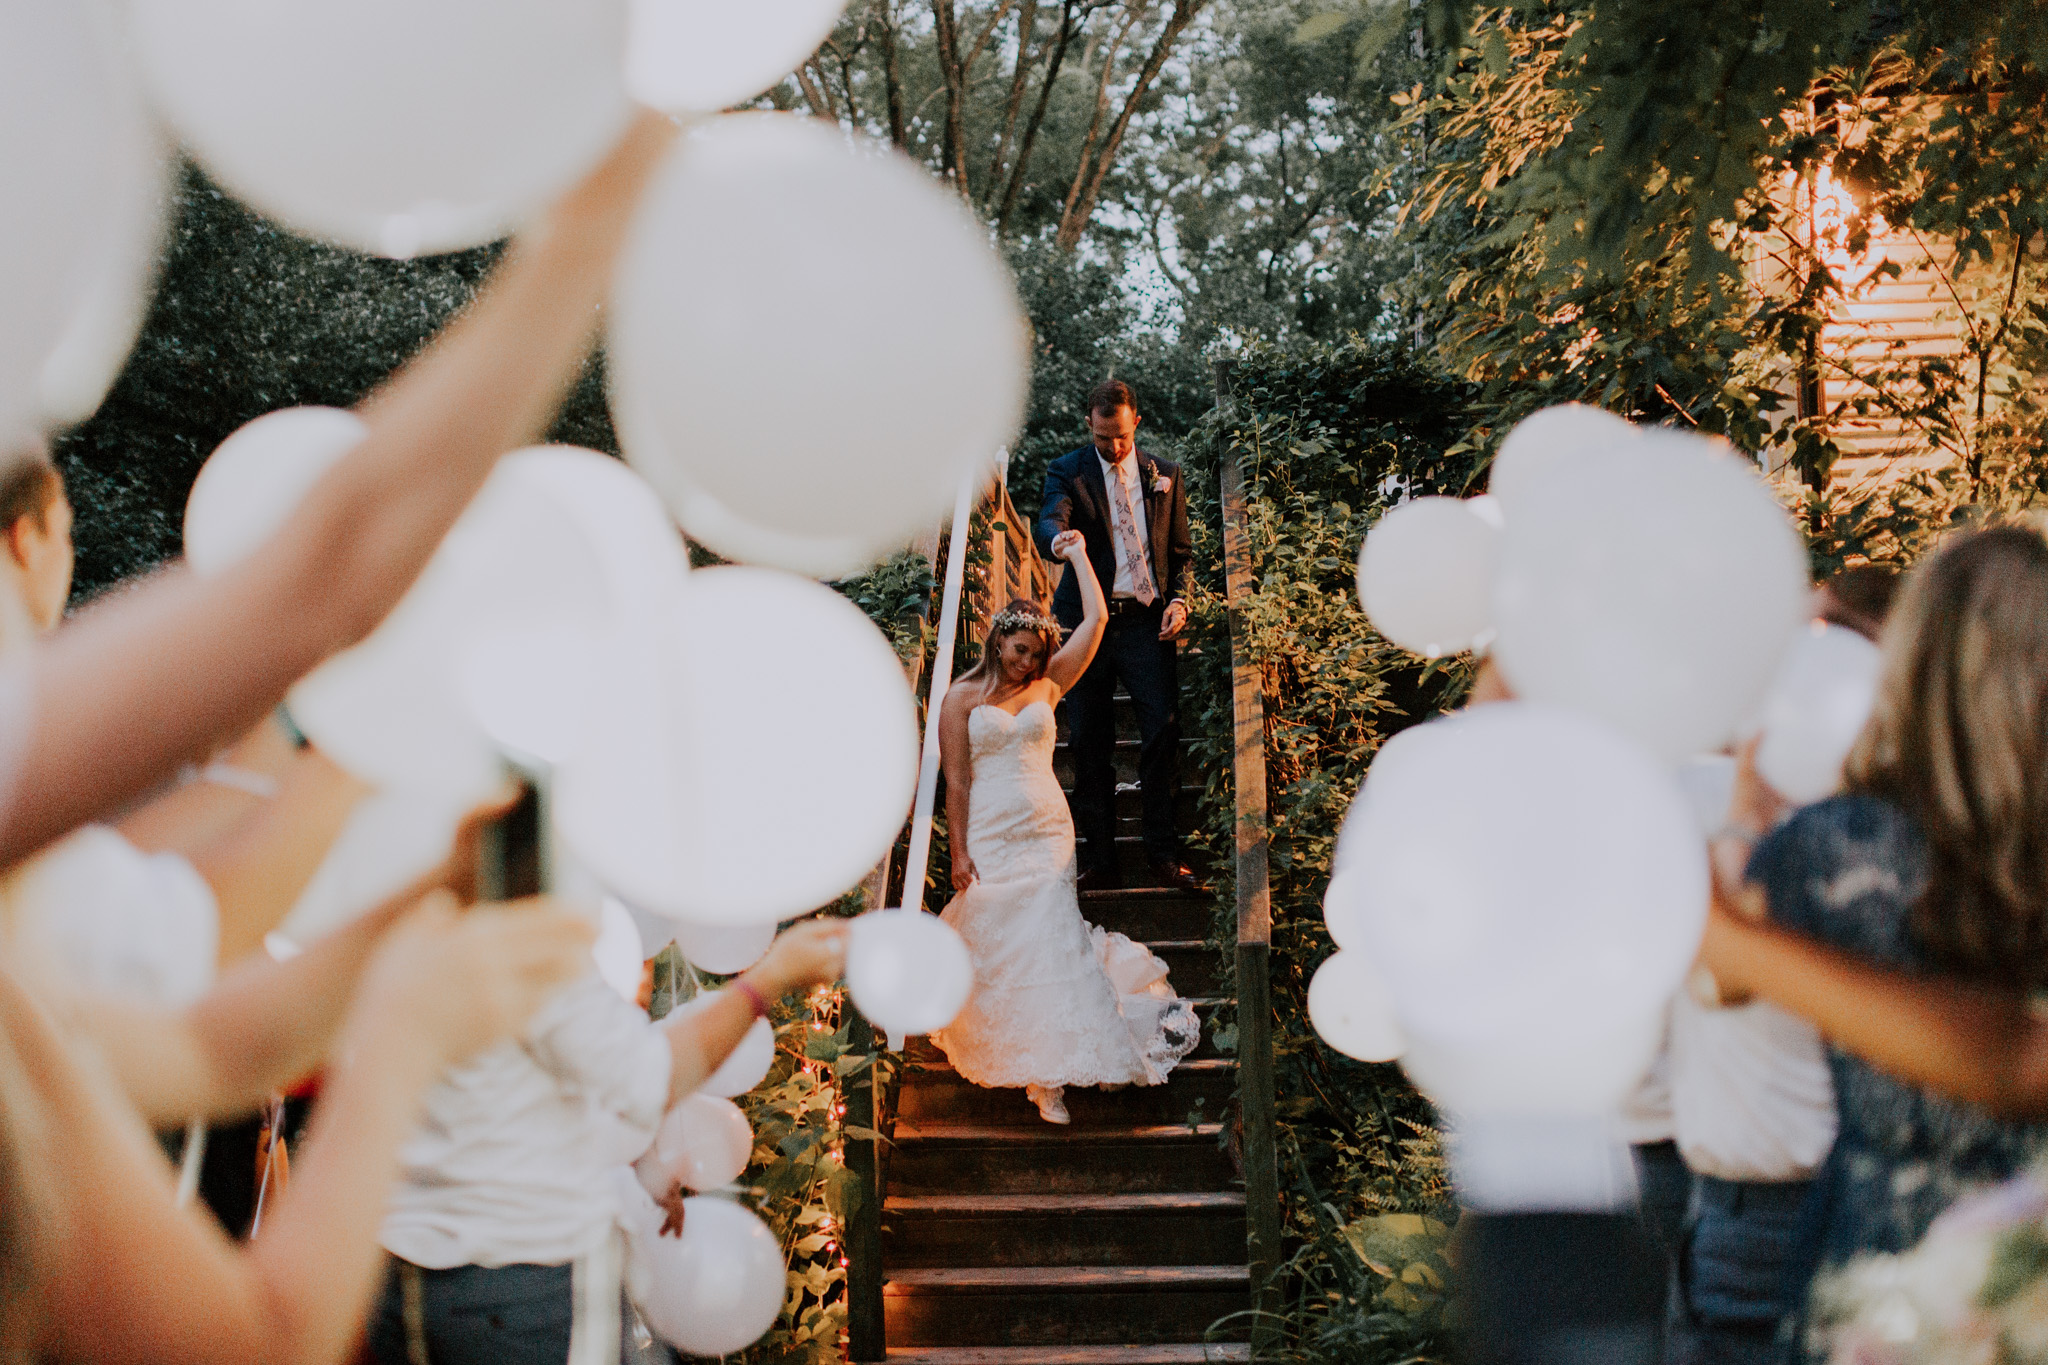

{"left": 1151, "top": 473, "right": 1172, "bottom": 494}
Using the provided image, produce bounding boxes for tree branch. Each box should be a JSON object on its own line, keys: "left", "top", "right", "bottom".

{"left": 1057, "top": 0, "right": 1207, "bottom": 252}
{"left": 996, "top": 0, "right": 1082, "bottom": 235}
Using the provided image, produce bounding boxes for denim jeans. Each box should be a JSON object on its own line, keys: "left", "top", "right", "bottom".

{"left": 1668, "top": 1175, "right": 1815, "bottom": 1365}
{"left": 365, "top": 1241, "right": 659, "bottom": 1365}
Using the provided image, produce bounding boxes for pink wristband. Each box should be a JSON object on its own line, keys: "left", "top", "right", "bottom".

{"left": 732, "top": 977, "right": 771, "bottom": 1020}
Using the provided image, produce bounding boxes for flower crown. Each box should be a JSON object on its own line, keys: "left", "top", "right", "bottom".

{"left": 991, "top": 606, "right": 1059, "bottom": 635}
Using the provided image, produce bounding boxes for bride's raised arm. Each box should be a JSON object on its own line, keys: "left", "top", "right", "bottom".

{"left": 1045, "top": 531, "right": 1104, "bottom": 693}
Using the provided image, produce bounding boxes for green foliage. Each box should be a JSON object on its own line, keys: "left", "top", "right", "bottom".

{"left": 1176, "top": 339, "right": 1473, "bottom": 1361}
{"left": 1359, "top": 1, "right": 2048, "bottom": 516}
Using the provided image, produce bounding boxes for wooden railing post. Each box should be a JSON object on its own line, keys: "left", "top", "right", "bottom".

{"left": 1217, "top": 358, "right": 1283, "bottom": 1356}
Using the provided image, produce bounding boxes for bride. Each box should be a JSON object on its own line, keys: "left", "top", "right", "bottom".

{"left": 933, "top": 528, "right": 1201, "bottom": 1124}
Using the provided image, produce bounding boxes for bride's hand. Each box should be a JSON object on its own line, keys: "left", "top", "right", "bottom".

{"left": 1050, "top": 530, "right": 1086, "bottom": 562}
{"left": 952, "top": 853, "right": 977, "bottom": 892}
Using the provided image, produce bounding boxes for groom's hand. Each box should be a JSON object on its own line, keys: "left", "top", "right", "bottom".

{"left": 1159, "top": 599, "right": 1188, "bottom": 640}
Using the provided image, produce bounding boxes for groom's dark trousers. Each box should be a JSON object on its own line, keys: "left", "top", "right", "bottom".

{"left": 1063, "top": 600, "right": 1182, "bottom": 873}
{"left": 1037, "top": 443, "right": 1193, "bottom": 878}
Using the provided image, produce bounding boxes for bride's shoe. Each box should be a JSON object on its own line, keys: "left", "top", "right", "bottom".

{"left": 1026, "top": 1084, "right": 1070, "bottom": 1125}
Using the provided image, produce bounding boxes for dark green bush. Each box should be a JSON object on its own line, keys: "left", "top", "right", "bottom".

{"left": 1174, "top": 338, "right": 1479, "bottom": 1362}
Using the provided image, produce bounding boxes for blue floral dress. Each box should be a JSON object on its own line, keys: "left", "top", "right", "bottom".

{"left": 1749, "top": 794, "right": 2048, "bottom": 1277}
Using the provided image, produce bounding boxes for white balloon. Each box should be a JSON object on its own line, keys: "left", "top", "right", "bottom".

{"left": 0, "top": 0, "right": 144, "bottom": 440}
{"left": 1491, "top": 425, "right": 1809, "bottom": 764}
{"left": 277, "top": 789, "right": 469, "bottom": 943}
{"left": 672, "top": 920, "right": 777, "bottom": 975}
{"left": 1487, "top": 403, "right": 1639, "bottom": 506}
{"left": 1674, "top": 754, "right": 1737, "bottom": 838}
{"left": 458, "top": 623, "right": 604, "bottom": 770}
{"left": 627, "top": 0, "right": 851, "bottom": 113}
{"left": 183, "top": 407, "right": 368, "bottom": 574}
{"left": 595, "top": 897, "right": 647, "bottom": 1004}
{"left": 130, "top": 0, "right": 631, "bottom": 258}
{"left": 845, "top": 909, "right": 974, "bottom": 1037}
{"left": 610, "top": 115, "right": 1027, "bottom": 576}
{"left": 667, "top": 992, "right": 778, "bottom": 1098}
{"left": 556, "top": 567, "right": 918, "bottom": 925}
{"left": 286, "top": 450, "right": 644, "bottom": 802}
{"left": 1754, "top": 622, "right": 1882, "bottom": 806}
{"left": 635, "top": 1093, "right": 753, "bottom": 1197}
{"left": 1344, "top": 702, "right": 1707, "bottom": 1115}
{"left": 37, "top": 8, "right": 170, "bottom": 426}
{"left": 1307, "top": 950, "right": 1405, "bottom": 1062}
{"left": 624, "top": 1194, "right": 787, "bottom": 1357}
{"left": 1357, "top": 496, "right": 1501, "bottom": 658}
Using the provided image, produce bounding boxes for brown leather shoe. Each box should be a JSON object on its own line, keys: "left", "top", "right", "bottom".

{"left": 1148, "top": 857, "right": 1202, "bottom": 893}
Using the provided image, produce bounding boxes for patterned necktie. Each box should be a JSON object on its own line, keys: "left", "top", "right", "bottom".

{"left": 1108, "top": 466, "right": 1159, "bottom": 605}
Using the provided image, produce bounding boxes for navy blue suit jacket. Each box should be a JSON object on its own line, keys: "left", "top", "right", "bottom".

{"left": 1035, "top": 445, "right": 1193, "bottom": 627}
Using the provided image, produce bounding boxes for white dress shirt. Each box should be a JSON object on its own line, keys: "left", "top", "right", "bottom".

{"left": 381, "top": 975, "right": 674, "bottom": 1269}
{"left": 1097, "top": 451, "right": 1151, "bottom": 599}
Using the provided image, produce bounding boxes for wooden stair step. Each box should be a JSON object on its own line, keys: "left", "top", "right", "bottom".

{"left": 884, "top": 1347, "right": 1249, "bottom": 1364}
{"left": 1076, "top": 890, "right": 1213, "bottom": 940}
{"left": 884, "top": 1192, "right": 1248, "bottom": 1268}
{"left": 898, "top": 1058, "right": 1235, "bottom": 1127}
{"left": 887, "top": 1122, "right": 1235, "bottom": 1196}
{"left": 884, "top": 1265, "right": 1252, "bottom": 1347}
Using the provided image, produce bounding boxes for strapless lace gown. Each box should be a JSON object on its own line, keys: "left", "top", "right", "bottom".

{"left": 933, "top": 701, "right": 1200, "bottom": 1089}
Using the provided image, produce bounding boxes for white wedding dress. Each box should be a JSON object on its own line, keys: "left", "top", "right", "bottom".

{"left": 933, "top": 700, "right": 1200, "bottom": 1092}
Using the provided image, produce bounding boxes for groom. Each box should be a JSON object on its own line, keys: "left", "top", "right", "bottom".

{"left": 1036, "top": 379, "right": 1198, "bottom": 893}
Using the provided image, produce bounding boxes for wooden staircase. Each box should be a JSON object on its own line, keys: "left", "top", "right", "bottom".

{"left": 876, "top": 697, "right": 1253, "bottom": 1364}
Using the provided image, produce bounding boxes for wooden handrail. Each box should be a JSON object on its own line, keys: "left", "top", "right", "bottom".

{"left": 1217, "top": 358, "right": 1283, "bottom": 1356}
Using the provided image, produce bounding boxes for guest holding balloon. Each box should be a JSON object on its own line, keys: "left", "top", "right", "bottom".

{"left": 0, "top": 447, "right": 372, "bottom": 1005}
{"left": 1662, "top": 568, "right": 1896, "bottom": 1365}
{"left": 933, "top": 527, "right": 1200, "bottom": 1126}
{"left": 0, "top": 113, "right": 678, "bottom": 1365}
{"left": 365, "top": 916, "right": 846, "bottom": 1365}
{"left": 1696, "top": 526, "right": 2048, "bottom": 1332}
{"left": 1037, "top": 379, "right": 1199, "bottom": 893}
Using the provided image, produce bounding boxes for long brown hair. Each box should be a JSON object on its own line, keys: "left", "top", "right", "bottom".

{"left": 954, "top": 597, "right": 1061, "bottom": 699}
{"left": 1846, "top": 524, "right": 2048, "bottom": 986}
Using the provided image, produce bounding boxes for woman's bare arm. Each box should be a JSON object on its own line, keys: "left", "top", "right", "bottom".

{"left": 940, "top": 685, "right": 977, "bottom": 891}
{"left": 660, "top": 919, "right": 847, "bottom": 1105}
{"left": 1700, "top": 895, "right": 2048, "bottom": 1117}
{"left": 187, "top": 748, "right": 370, "bottom": 967}
{"left": 5, "top": 891, "right": 593, "bottom": 1365}
{"left": 0, "top": 112, "right": 678, "bottom": 869}
{"left": 1046, "top": 533, "right": 1105, "bottom": 692}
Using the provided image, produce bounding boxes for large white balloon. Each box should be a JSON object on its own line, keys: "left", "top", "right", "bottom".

{"left": 672, "top": 920, "right": 777, "bottom": 976}
{"left": 845, "top": 909, "right": 974, "bottom": 1037}
{"left": 623, "top": 1193, "right": 787, "bottom": 1357}
{"left": 556, "top": 567, "right": 918, "bottom": 925}
{"left": 1487, "top": 403, "right": 1639, "bottom": 506}
{"left": 1491, "top": 424, "right": 1809, "bottom": 764}
{"left": 610, "top": 115, "right": 1028, "bottom": 576}
{"left": 1754, "top": 622, "right": 1882, "bottom": 805}
{"left": 1674, "top": 754, "right": 1737, "bottom": 837}
{"left": 627, "top": 0, "right": 851, "bottom": 113}
{"left": 636, "top": 1094, "right": 753, "bottom": 1197}
{"left": 183, "top": 407, "right": 368, "bottom": 573}
{"left": 1343, "top": 702, "right": 1707, "bottom": 1114}
{"left": 37, "top": 8, "right": 170, "bottom": 426}
{"left": 1306, "top": 950, "right": 1405, "bottom": 1063}
{"left": 129, "top": 0, "right": 631, "bottom": 257}
{"left": 1356, "top": 496, "right": 1501, "bottom": 658}
{"left": 666, "top": 992, "right": 778, "bottom": 1098}
{"left": 277, "top": 789, "right": 468, "bottom": 943}
{"left": 0, "top": 0, "right": 144, "bottom": 440}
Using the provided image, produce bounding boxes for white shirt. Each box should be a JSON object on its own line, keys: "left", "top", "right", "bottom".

{"left": 1617, "top": 1010, "right": 1676, "bottom": 1146}
{"left": 8, "top": 824, "right": 219, "bottom": 1007}
{"left": 1668, "top": 989, "right": 1836, "bottom": 1183}
{"left": 1097, "top": 451, "right": 1151, "bottom": 599}
{"left": 381, "top": 975, "right": 673, "bottom": 1269}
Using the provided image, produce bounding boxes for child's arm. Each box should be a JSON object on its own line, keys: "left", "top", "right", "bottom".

{"left": 660, "top": 918, "right": 848, "bottom": 1106}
